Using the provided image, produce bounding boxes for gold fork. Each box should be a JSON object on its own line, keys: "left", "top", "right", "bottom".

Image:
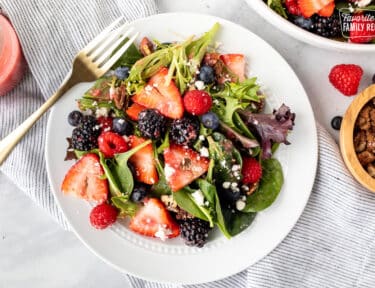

{"left": 0, "top": 17, "right": 139, "bottom": 165}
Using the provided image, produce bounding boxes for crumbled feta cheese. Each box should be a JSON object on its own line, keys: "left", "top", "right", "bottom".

{"left": 204, "top": 201, "right": 210, "bottom": 206}
{"left": 222, "top": 182, "right": 231, "bottom": 189}
{"left": 145, "top": 85, "right": 153, "bottom": 92}
{"left": 199, "top": 147, "right": 209, "bottom": 158}
{"left": 164, "top": 165, "right": 175, "bottom": 181}
{"left": 231, "top": 182, "right": 238, "bottom": 189}
{"left": 82, "top": 109, "right": 93, "bottom": 116}
{"left": 241, "top": 185, "right": 250, "bottom": 192}
{"left": 236, "top": 200, "right": 246, "bottom": 211}
{"left": 232, "top": 164, "right": 241, "bottom": 172}
{"left": 154, "top": 224, "right": 172, "bottom": 241}
{"left": 109, "top": 87, "right": 116, "bottom": 100}
{"left": 194, "top": 80, "right": 205, "bottom": 90}
{"left": 192, "top": 189, "right": 205, "bottom": 206}
{"left": 199, "top": 135, "right": 205, "bottom": 141}
{"left": 95, "top": 107, "right": 109, "bottom": 118}
{"left": 92, "top": 101, "right": 98, "bottom": 106}
{"left": 152, "top": 83, "right": 158, "bottom": 87}
{"left": 118, "top": 118, "right": 125, "bottom": 124}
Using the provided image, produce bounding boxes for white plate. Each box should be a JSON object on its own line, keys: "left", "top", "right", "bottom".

{"left": 45, "top": 13, "right": 318, "bottom": 284}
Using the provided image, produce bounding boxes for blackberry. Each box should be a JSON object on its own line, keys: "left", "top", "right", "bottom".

{"left": 179, "top": 218, "right": 211, "bottom": 248}
{"left": 170, "top": 117, "right": 199, "bottom": 146}
{"left": 312, "top": 12, "right": 341, "bottom": 38}
{"left": 71, "top": 115, "right": 100, "bottom": 151}
{"left": 138, "top": 109, "right": 166, "bottom": 140}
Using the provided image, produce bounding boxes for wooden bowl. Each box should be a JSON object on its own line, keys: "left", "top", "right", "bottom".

{"left": 340, "top": 84, "right": 375, "bottom": 192}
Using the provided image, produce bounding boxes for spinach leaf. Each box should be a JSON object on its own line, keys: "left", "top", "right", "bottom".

{"left": 221, "top": 207, "right": 257, "bottom": 236}
{"left": 99, "top": 153, "right": 123, "bottom": 197}
{"left": 113, "top": 139, "right": 152, "bottom": 196}
{"left": 112, "top": 38, "right": 143, "bottom": 69}
{"left": 196, "top": 179, "right": 231, "bottom": 238}
{"left": 111, "top": 196, "right": 138, "bottom": 217}
{"left": 99, "top": 140, "right": 151, "bottom": 197}
{"left": 74, "top": 149, "right": 99, "bottom": 159}
{"left": 157, "top": 131, "right": 170, "bottom": 154}
{"left": 151, "top": 176, "right": 172, "bottom": 196}
{"left": 243, "top": 158, "right": 284, "bottom": 212}
{"left": 174, "top": 187, "right": 213, "bottom": 226}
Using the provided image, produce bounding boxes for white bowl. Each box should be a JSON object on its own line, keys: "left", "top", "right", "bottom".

{"left": 246, "top": 0, "right": 375, "bottom": 52}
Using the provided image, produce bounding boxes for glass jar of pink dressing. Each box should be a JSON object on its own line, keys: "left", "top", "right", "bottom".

{"left": 0, "top": 14, "right": 25, "bottom": 96}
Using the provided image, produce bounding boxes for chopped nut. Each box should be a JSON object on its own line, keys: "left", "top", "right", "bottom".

{"left": 246, "top": 182, "right": 259, "bottom": 196}
{"left": 160, "top": 195, "right": 179, "bottom": 213}
{"left": 357, "top": 105, "right": 371, "bottom": 130}
{"left": 354, "top": 130, "right": 366, "bottom": 153}
{"left": 357, "top": 150, "right": 375, "bottom": 166}
{"left": 366, "top": 130, "right": 375, "bottom": 153}
{"left": 139, "top": 37, "right": 154, "bottom": 56}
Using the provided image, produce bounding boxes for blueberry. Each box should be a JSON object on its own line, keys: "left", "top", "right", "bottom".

{"left": 220, "top": 188, "right": 242, "bottom": 204}
{"left": 372, "top": 74, "right": 375, "bottom": 84}
{"left": 131, "top": 185, "right": 148, "bottom": 203}
{"left": 331, "top": 116, "right": 342, "bottom": 131}
{"left": 198, "top": 65, "right": 215, "bottom": 84}
{"left": 114, "top": 66, "right": 130, "bottom": 80}
{"left": 201, "top": 112, "right": 219, "bottom": 130}
{"left": 293, "top": 16, "right": 314, "bottom": 31}
{"left": 112, "top": 117, "right": 131, "bottom": 135}
{"left": 68, "top": 110, "right": 83, "bottom": 127}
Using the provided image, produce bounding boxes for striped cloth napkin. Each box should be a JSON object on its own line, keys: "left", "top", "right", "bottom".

{"left": 1, "top": 1, "right": 375, "bottom": 287}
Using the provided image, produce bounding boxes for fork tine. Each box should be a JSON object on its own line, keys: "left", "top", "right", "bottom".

{"left": 100, "top": 32, "right": 140, "bottom": 72}
{"left": 90, "top": 25, "right": 134, "bottom": 60}
{"left": 83, "top": 16, "right": 124, "bottom": 54}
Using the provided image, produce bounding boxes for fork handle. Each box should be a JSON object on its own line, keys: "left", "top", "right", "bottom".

{"left": 0, "top": 71, "right": 75, "bottom": 166}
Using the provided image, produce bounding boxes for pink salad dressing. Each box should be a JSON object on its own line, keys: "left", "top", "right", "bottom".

{"left": 0, "top": 15, "right": 25, "bottom": 96}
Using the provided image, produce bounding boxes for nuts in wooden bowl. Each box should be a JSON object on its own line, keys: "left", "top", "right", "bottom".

{"left": 340, "top": 84, "right": 375, "bottom": 192}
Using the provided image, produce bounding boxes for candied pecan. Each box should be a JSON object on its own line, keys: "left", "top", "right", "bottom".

{"left": 357, "top": 150, "right": 375, "bottom": 166}
{"left": 160, "top": 195, "right": 179, "bottom": 213}
{"left": 139, "top": 37, "right": 154, "bottom": 56}
{"left": 357, "top": 105, "right": 371, "bottom": 130}
{"left": 366, "top": 130, "right": 375, "bottom": 153}
{"left": 354, "top": 130, "right": 366, "bottom": 153}
{"left": 203, "top": 52, "right": 220, "bottom": 66}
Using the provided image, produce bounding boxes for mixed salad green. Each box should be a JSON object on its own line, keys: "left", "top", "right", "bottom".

{"left": 62, "top": 23, "right": 295, "bottom": 247}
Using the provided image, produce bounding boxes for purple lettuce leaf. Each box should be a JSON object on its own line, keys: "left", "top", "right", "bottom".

{"left": 238, "top": 104, "right": 295, "bottom": 159}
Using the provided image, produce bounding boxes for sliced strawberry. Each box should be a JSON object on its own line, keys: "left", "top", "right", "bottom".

{"left": 298, "top": 0, "right": 333, "bottom": 18}
{"left": 163, "top": 144, "right": 209, "bottom": 192}
{"left": 133, "top": 67, "right": 184, "bottom": 119}
{"left": 220, "top": 54, "right": 246, "bottom": 82}
{"left": 98, "top": 131, "right": 128, "bottom": 158}
{"left": 128, "top": 135, "right": 159, "bottom": 185}
{"left": 61, "top": 153, "right": 108, "bottom": 203}
{"left": 317, "top": 1, "right": 335, "bottom": 17}
{"left": 129, "top": 198, "right": 180, "bottom": 238}
{"left": 126, "top": 103, "right": 146, "bottom": 121}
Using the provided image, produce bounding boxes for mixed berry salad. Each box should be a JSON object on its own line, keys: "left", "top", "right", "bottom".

{"left": 266, "top": 0, "right": 375, "bottom": 43}
{"left": 61, "top": 23, "right": 295, "bottom": 248}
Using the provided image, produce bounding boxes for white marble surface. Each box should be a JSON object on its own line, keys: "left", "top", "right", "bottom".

{"left": 1, "top": 0, "right": 375, "bottom": 287}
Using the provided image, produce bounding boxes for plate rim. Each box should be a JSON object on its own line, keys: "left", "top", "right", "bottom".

{"left": 45, "top": 12, "right": 318, "bottom": 284}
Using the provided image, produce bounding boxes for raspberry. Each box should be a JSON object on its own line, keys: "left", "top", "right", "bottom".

{"left": 285, "top": 0, "right": 301, "bottom": 16}
{"left": 183, "top": 90, "right": 212, "bottom": 116}
{"left": 98, "top": 131, "right": 128, "bottom": 158}
{"left": 89, "top": 203, "right": 118, "bottom": 229}
{"left": 328, "top": 64, "right": 363, "bottom": 96}
{"left": 242, "top": 157, "right": 262, "bottom": 184}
